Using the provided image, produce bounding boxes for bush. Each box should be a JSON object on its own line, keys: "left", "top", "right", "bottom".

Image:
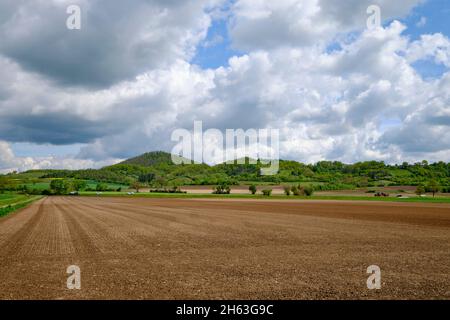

{"left": 72, "top": 180, "right": 87, "bottom": 191}
{"left": 291, "top": 185, "right": 300, "bottom": 196}
{"left": 149, "top": 187, "right": 186, "bottom": 194}
{"left": 96, "top": 183, "right": 109, "bottom": 192}
{"left": 262, "top": 189, "right": 272, "bottom": 196}
{"left": 314, "top": 183, "right": 356, "bottom": 191}
{"left": 130, "top": 181, "right": 142, "bottom": 193}
{"left": 50, "top": 179, "right": 72, "bottom": 195}
{"left": 212, "top": 184, "right": 231, "bottom": 194}
{"left": 303, "top": 186, "right": 314, "bottom": 196}
{"left": 283, "top": 186, "right": 291, "bottom": 196}
{"left": 249, "top": 184, "right": 257, "bottom": 195}
{"left": 416, "top": 184, "right": 425, "bottom": 195}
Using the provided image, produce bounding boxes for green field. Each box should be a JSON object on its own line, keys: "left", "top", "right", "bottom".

{"left": 0, "top": 193, "right": 43, "bottom": 217}
{"left": 0, "top": 193, "right": 30, "bottom": 205}
{"left": 78, "top": 191, "right": 450, "bottom": 203}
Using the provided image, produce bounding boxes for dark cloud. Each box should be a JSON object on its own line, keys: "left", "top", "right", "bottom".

{"left": 229, "top": 0, "right": 423, "bottom": 51}
{"left": 0, "top": 0, "right": 209, "bottom": 88}
{"left": 0, "top": 112, "right": 116, "bottom": 145}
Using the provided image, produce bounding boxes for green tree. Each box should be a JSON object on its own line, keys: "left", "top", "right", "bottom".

{"left": 415, "top": 184, "right": 425, "bottom": 196}
{"left": 303, "top": 186, "right": 314, "bottom": 196}
{"left": 291, "top": 185, "right": 300, "bottom": 196}
{"left": 154, "top": 176, "right": 167, "bottom": 189}
{"left": 213, "top": 183, "right": 231, "bottom": 194}
{"left": 0, "top": 177, "right": 17, "bottom": 191}
{"left": 96, "top": 183, "right": 109, "bottom": 192}
{"left": 50, "top": 179, "right": 71, "bottom": 195}
{"left": 130, "top": 181, "right": 142, "bottom": 193}
{"left": 0, "top": 176, "right": 6, "bottom": 192}
{"left": 73, "top": 180, "right": 87, "bottom": 191}
{"left": 427, "top": 180, "right": 439, "bottom": 197}
{"left": 138, "top": 173, "right": 155, "bottom": 185}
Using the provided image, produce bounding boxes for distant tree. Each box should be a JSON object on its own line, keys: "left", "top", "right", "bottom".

{"left": 293, "top": 185, "right": 309, "bottom": 196}
{"left": 154, "top": 176, "right": 167, "bottom": 189}
{"left": 0, "top": 176, "right": 6, "bottom": 192}
{"left": 303, "top": 186, "right": 314, "bottom": 196}
{"left": 302, "top": 168, "right": 314, "bottom": 178}
{"left": 138, "top": 173, "right": 155, "bottom": 185}
{"left": 96, "top": 183, "right": 109, "bottom": 192}
{"left": 130, "top": 181, "right": 142, "bottom": 193}
{"left": 0, "top": 176, "right": 17, "bottom": 191}
{"left": 249, "top": 184, "right": 257, "bottom": 195}
{"left": 427, "top": 180, "right": 440, "bottom": 197}
{"left": 291, "top": 185, "right": 301, "bottom": 196}
{"left": 212, "top": 183, "right": 231, "bottom": 194}
{"left": 73, "top": 180, "right": 87, "bottom": 191}
{"left": 415, "top": 184, "right": 426, "bottom": 196}
{"left": 283, "top": 186, "right": 291, "bottom": 196}
{"left": 18, "top": 184, "right": 30, "bottom": 194}
{"left": 50, "top": 179, "right": 71, "bottom": 195}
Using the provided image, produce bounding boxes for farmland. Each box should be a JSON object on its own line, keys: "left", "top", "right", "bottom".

{"left": 0, "top": 196, "right": 449, "bottom": 299}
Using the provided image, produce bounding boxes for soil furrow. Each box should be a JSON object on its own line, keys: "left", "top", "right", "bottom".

{"left": 0, "top": 196, "right": 449, "bottom": 299}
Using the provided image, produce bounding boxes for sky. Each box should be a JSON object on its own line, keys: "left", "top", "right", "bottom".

{"left": 0, "top": 0, "right": 449, "bottom": 173}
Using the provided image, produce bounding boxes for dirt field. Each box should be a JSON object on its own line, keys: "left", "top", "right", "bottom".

{"left": 0, "top": 196, "right": 449, "bottom": 300}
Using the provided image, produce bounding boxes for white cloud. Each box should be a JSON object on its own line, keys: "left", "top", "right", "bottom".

{"left": 0, "top": 141, "right": 120, "bottom": 173}
{"left": 407, "top": 33, "right": 450, "bottom": 67}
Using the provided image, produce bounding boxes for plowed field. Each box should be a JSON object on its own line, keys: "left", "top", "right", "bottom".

{"left": 0, "top": 196, "right": 449, "bottom": 299}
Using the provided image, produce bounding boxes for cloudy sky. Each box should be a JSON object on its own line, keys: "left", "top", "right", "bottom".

{"left": 0, "top": 0, "right": 449, "bottom": 172}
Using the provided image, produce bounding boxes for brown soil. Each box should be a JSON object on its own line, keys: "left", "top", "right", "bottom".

{"left": 0, "top": 196, "right": 449, "bottom": 300}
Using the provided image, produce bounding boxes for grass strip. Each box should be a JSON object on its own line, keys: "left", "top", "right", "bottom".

{"left": 77, "top": 192, "right": 450, "bottom": 203}
{"left": 0, "top": 196, "right": 43, "bottom": 217}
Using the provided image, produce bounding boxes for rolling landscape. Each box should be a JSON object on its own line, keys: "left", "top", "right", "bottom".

{"left": 2, "top": 151, "right": 450, "bottom": 199}
{"left": 1, "top": 152, "right": 449, "bottom": 299}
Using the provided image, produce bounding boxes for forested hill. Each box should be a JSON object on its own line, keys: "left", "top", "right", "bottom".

{"left": 119, "top": 151, "right": 174, "bottom": 166}
{"left": 4, "top": 151, "right": 450, "bottom": 190}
